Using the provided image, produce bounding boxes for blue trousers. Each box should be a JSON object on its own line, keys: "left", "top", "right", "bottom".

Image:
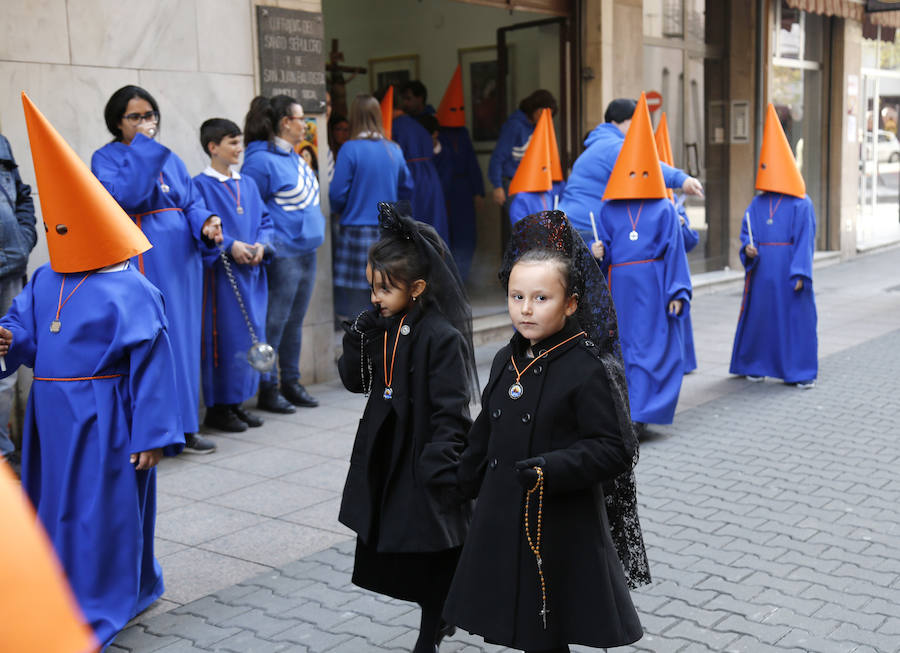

{"left": 262, "top": 251, "right": 317, "bottom": 386}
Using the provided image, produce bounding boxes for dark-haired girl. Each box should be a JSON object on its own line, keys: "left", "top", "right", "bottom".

{"left": 91, "top": 85, "right": 223, "bottom": 454}
{"left": 240, "top": 95, "right": 324, "bottom": 413}
{"left": 443, "top": 212, "right": 648, "bottom": 652}
{"left": 338, "top": 205, "right": 476, "bottom": 653}
{"left": 330, "top": 94, "right": 413, "bottom": 321}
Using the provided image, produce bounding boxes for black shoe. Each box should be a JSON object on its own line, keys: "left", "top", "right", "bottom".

{"left": 230, "top": 404, "right": 264, "bottom": 427}
{"left": 204, "top": 405, "right": 247, "bottom": 433}
{"left": 257, "top": 384, "right": 296, "bottom": 414}
{"left": 281, "top": 381, "right": 319, "bottom": 407}
{"left": 183, "top": 432, "right": 216, "bottom": 454}
{"left": 435, "top": 621, "right": 456, "bottom": 646}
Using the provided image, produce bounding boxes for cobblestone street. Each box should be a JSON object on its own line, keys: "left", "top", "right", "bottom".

{"left": 112, "top": 248, "right": 900, "bottom": 652}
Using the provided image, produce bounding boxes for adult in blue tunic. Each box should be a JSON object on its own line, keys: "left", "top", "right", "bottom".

{"left": 193, "top": 156, "right": 272, "bottom": 428}
{"left": 730, "top": 192, "right": 817, "bottom": 384}
{"left": 559, "top": 98, "right": 703, "bottom": 235}
{"left": 91, "top": 86, "right": 222, "bottom": 452}
{"left": 730, "top": 103, "right": 818, "bottom": 387}
{"left": 391, "top": 113, "right": 449, "bottom": 243}
{"left": 596, "top": 94, "right": 691, "bottom": 426}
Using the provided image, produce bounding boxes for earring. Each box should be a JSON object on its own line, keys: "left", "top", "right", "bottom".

{"left": 412, "top": 296, "right": 418, "bottom": 302}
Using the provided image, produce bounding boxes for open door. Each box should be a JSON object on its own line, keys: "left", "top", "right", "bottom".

{"left": 498, "top": 17, "right": 576, "bottom": 172}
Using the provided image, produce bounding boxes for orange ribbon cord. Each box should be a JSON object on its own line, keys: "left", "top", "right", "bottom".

{"left": 33, "top": 374, "right": 123, "bottom": 382}
{"left": 383, "top": 314, "right": 407, "bottom": 397}
{"left": 129, "top": 207, "right": 184, "bottom": 275}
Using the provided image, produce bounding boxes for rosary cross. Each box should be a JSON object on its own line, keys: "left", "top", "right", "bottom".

{"left": 540, "top": 604, "right": 549, "bottom": 629}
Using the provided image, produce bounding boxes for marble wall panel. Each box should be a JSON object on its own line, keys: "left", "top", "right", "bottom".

{"left": 67, "top": 0, "right": 199, "bottom": 71}
{"left": 136, "top": 69, "right": 255, "bottom": 175}
{"left": 197, "top": 0, "right": 255, "bottom": 76}
{"left": 0, "top": 0, "right": 70, "bottom": 64}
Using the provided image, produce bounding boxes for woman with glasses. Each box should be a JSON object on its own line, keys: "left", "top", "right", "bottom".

{"left": 240, "top": 95, "right": 324, "bottom": 413}
{"left": 91, "top": 85, "right": 223, "bottom": 454}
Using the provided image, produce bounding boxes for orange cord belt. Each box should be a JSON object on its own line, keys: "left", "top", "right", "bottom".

{"left": 33, "top": 374, "right": 123, "bottom": 382}
{"left": 128, "top": 207, "right": 185, "bottom": 275}
{"left": 758, "top": 241, "right": 792, "bottom": 246}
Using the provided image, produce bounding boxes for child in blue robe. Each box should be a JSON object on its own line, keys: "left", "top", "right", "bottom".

{"left": 392, "top": 113, "right": 449, "bottom": 243}
{"left": 193, "top": 119, "right": 272, "bottom": 432}
{"left": 1, "top": 93, "right": 184, "bottom": 648}
{"left": 730, "top": 104, "right": 818, "bottom": 387}
{"left": 91, "top": 86, "right": 223, "bottom": 450}
{"left": 508, "top": 180, "right": 566, "bottom": 224}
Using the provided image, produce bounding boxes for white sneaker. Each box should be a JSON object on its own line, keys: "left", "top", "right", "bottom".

{"left": 746, "top": 375, "right": 765, "bottom": 382}
{"left": 795, "top": 380, "right": 816, "bottom": 389}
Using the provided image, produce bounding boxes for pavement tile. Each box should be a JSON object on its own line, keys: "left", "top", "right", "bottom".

{"left": 155, "top": 502, "right": 266, "bottom": 546}
{"left": 201, "top": 519, "right": 348, "bottom": 567}
{"left": 205, "top": 479, "right": 336, "bottom": 518}
{"left": 156, "top": 548, "right": 270, "bottom": 605}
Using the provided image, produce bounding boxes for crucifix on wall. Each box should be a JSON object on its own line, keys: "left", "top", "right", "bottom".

{"left": 327, "top": 39, "right": 367, "bottom": 118}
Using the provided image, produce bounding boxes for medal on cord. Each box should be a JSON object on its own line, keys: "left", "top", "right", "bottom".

{"left": 767, "top": 193, "right": 782, "bottom": 225}
{"left": 382, "top": 315, "right": 407, "bottom": 400}
{"left": 222, "top": 176, "right": 244, "bottom": 214}
{"left": 626, "top": 200, "right": 644, "bottom": 241}
{"left": 50, "top": 272, "right": 94, "bottom": 333}
{"left": 159, "top": 172, "right": 170, "bottom": 194}
{"left": 508, "top": 331, "right": 587, "bottom": 399}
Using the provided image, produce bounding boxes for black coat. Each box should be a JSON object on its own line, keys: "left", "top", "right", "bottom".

{"left": 338, "top": 306, "right": 472, "bottom": 553}
{"left": 443, "top": 322, "right": 643, "bottom": 650}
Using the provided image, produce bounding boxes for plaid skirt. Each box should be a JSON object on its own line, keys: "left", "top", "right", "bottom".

{"left": 333, "top": 224, "right": 380, "bottom": 289}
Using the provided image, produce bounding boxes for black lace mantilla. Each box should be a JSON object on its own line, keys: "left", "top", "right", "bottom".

{"left": 501, "top": 210, "right": 651, "bottom": 588}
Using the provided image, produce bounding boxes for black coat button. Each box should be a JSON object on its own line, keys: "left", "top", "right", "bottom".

{"left": 521, "top": 413, "right": 532, "bottom": 424}
{"left": 489, "top": 458, "right": 499, "bottom": 470}
{"left": 491, "top": 408, "right": 502, "bottom": 419}
{"left": 507, "top": 363, "right": 514, "bottom": 372}
{"left": 532, "top": 364, "right": 543, "bottom": 375}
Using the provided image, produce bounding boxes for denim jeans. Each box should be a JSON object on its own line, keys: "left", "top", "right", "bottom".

{"left": 0, "top": 276, "right": 23, "bottom": 456}
{"left": 263, "top": 250, "right": 317, "bottom": 386}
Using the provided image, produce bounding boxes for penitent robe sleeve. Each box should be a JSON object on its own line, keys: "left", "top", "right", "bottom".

{"left": 128, "top": 321, "right": 183, "bottom": 457}
{"left": 789, "top": 197, "right": 816, "bottom": 285}
{"left": 398, "top": 156, "right": 414, "bottom": 201}
{"left": 0, "top": 278, "right": 37, "bottom": 377}
{"left": 738, "top": 201, "right": 761, "bottom": 273}
{"left": 90, "top": 134, "right": 169, "bottom": 208}
{"left": 662, "top": 203, "right": 692, "bottom": 306}
{"left": 540, "top": 365, "right": 631, "bottom": 494}
{"left": 171, "top": 156, "right": 216, "bottom": 246}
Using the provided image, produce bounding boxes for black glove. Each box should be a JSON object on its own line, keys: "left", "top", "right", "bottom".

{"left": 351, "top": 308, "right": 380, "bottom": 335}
{"left": 514, "top": 456, "right": 547, "bottom": 489}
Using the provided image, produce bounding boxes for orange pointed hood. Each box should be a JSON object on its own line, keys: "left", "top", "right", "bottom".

{"left": 380, "top": 86, "right": 394, "bottom": 141}
{"left": 436, "top": 65, "right": 466, "bottom": 128}
{"left": 603, "top": 93, "right": 667, "bottom": 201}
{"left": 509, "top": 109, "right": 562, "bottom": 195}
{"left": 21, "top": 93, "right": 150, "bottom": 273}
{"left": 654, "top": 112, "right": 676, "bottom": 202}
{"left": 756, "top": 103, "right": 806, "bottom": 198}
{"left": 0, "top": 460, "right": 97, "bottom": 652}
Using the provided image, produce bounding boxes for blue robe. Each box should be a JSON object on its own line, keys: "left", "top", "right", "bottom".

{"left": 0, "top": 264, "right": 183, "bottom": 648}
{"left": 677, "top": 198, "right": 699, "bottom": 373}
{"left": 392, "top": 114, "right": 449, "bottom": 243}
{"left": 92, "top": 135, "right": 216, "bottom": 433}
{"left": 730, "top": 192, "right": 818, "bottom": 383}
{"left": 435, "top": 127, "right": 484, "bottom": 280}
{"left": 599, "top": 198, "right": 691, "bottom": 424}
{"left": 508, "top": 181, "right": 566, "bottom": 224}
{"left": 193, "top": 172, "right": 273, "bottom": 406}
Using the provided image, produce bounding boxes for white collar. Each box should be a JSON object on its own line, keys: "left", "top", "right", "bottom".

{"left": 274, "top": 136, "right": 294, "bottom": 152}
{"left": 355, "top": 131, "right": 382, "bottom": 139}
{"left": 97, "top": 260, "right": 130, "bottom": 273}
{"left": 202, "top": 166, "right": 241, "bottom": 182}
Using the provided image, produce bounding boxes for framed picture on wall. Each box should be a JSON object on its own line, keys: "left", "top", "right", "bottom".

{"left": 459, "top": 46, "right": 502, "bottom": 153}
{"left": 369, "top": 54, "right": 420, "bottom": 96}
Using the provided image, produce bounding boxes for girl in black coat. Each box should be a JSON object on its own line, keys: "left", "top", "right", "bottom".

{"left": 338, "top": 204, "right": 477, "bottom": 653}
{"left": 442, "top": 211, "right": 650, "bottom": 652}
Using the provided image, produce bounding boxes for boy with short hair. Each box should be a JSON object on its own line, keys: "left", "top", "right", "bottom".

{"left": 193, "top": 119, "right": 272, "bottom": 432}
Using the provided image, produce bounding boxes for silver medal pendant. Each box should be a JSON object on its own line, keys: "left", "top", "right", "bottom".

{"left": 236, "top": 206, "right": 244, "bottom": 214}
{"left": 383, "top": 387, "right": 393, "bottom": 400}
{"left": 629, "top": 230, "right": 639, "bottom": 241}
{"left": 508, "top": 382, "right": 523, "bottom": 400}
{"left": 160, "top": 183, "right": 170, "bottom": 193}
{"left": 50, "top": 320, "right": 61, "bottom": 333}
{"left": 766, "top": 218, "right": 773, "bottom": 225}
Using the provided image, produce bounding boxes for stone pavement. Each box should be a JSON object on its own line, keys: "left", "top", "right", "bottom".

{"left": 111, "top": 247, "right": 900, "bottom": 652}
